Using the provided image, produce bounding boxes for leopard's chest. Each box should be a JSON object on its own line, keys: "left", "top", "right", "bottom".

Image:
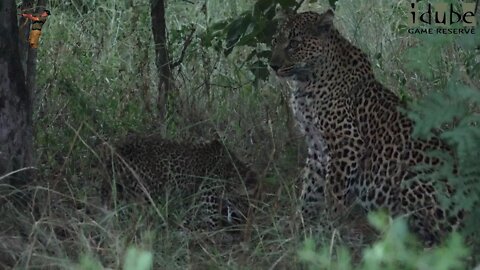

{"left": 290, "top": 91, "right": 329, "bottom": 165}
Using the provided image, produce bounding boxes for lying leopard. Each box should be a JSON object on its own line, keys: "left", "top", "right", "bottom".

{"left": 100, "top": 134, "right": 257, "bottom": 230}
{"left": 269, "top": 9, "right": 463, "bottom": 244}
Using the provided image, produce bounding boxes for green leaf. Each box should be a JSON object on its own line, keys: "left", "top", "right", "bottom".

{"left": 367, "top": 211, "right": 390, "bottom": 231}
{"left": 277, "top": 0, "right": 298, "bottom": 8}
{"left": 236, "top": 18, "right": 262, "bottom": 46}
{"left": 123, "top": 247, "right": 153, "bottom": 270}
{"left": 245, "top": 49, "right": 271, "bottom": 63}
{"left": 224, "top": 13, "right": 252, "bottom": 55}
{"left": 328, "top": 0, "right": 339, "bottom": 9}
{"left": 249, "top": 60, "right": 270, "bottom": 81}
{"left": 253, "top": 0, "right": 275, "bottom": 17}
{"left": 395, "top": 23, "right": 408, "bottom": 35}
{"left": 202, "top": 21, "right": 229, "bottom": 47}
{"left": 77, "top": 254, "right": 103, "bottom": 270}
{"left": 256, "top": 50, "right": 272, "bottom": 59}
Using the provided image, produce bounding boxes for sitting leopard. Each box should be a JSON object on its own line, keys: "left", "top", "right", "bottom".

{"left": 269, "top": 9, "right": 463, "bottom": 244}
{"left": 100, "top": 134, "right": 257, "bottom": 230}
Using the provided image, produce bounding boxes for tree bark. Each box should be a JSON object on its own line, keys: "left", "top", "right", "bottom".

{"left": 19, "top": 0, "right": 45, "bottom": 111}
{"left": 0, "top": 0, "right": 34, "bottom": 186}
{"left": 151, "top": 0, "right": 173, "bottom": 134}
{"left": 18, "top": 0, "right": 33, "bottom": 73}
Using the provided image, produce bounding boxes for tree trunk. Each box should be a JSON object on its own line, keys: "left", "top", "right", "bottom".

{"left": 18, "top": 0, "right": 33, "bottom": 73}
{"left": 0, "top": 0, "right": 34, "bottom": 186}
{"left": 19, "top": 0, "right": 45, "bottom": 111}
{"left": 151, "top": 0, "right": 172, "bottom": 134}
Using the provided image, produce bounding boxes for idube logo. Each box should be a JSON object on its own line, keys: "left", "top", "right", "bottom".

{"left": 408, "top": 1, "right": 478, "bottom": 34}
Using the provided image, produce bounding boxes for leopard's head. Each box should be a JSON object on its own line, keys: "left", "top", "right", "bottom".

{"left": 269, "top": 10, "right": 336, "bottom": 79}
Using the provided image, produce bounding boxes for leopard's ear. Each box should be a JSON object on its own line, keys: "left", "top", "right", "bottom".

{"left": 321, "top": 9, "right": 335, "bottom": 25}
{"left": 210, "top": 139, "right": 224, "bottom": 150}
{"left": 312, "top": 9, "right": 335, "bottom": 35}
{"left": 319, "top": 9, "right": 335, "bottom": 27}
{"left": 209, "top": 131, "right": 224, "bottom": 149}
{"left": 274, "top": 4, "right": 294, "bottom": 22}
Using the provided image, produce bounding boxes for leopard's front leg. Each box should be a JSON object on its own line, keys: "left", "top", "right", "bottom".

{"left": 299, "top": 154, "right": 328, "bottom": 221}
{"left": 322, "top": 119, "right": 365, "bottom": 219}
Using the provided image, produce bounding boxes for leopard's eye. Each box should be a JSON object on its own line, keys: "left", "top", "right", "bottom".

{"left": 271, "top": 36, "right": 277, "bottom": 46}
{"left": 289, "top": 40, "right": 298, "bottom": 49}
{"left": 288, "top": 37, "right": 302, "bottom": 49}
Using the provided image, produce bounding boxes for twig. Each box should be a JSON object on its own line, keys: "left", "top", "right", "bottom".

{"left": 0, "top": 167, "right": 36, "bottom": 181}
{"left": 269, "top": 252, "right": 288, "bottom": 270}
{"left": 329, "top": 229, "right": 339, "bottom": 265}
{"left": 171, "top": 26, "right": 196, "bottom": 70}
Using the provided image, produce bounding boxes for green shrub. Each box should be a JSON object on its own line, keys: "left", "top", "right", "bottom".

{"left": 299, "top": 213, "right": 469, "bottom": 270}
